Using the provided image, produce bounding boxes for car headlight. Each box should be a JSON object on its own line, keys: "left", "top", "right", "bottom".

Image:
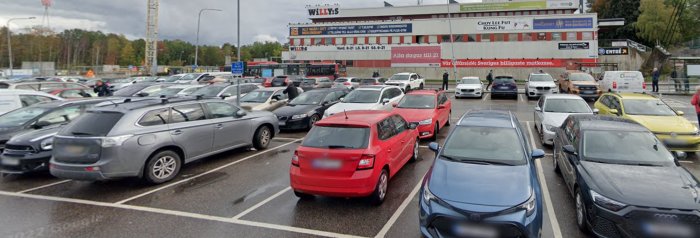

{"left": 40, "top": 138, "right": 53, "bottom": 150}
{"left": 590, "top": 190, "right": 627, "bottom": 212}
{"left": 520, "top": 192, "right": 537, "bottom": 217}
{"left": 418, "top": 119, "right": 432, "bottom": 125}
{"left": 544, "top": 124, "right": 557, "bottom": 132}
{"left": 422, "top": 182, "right": 436, "bottom": 205}
{"left": 101, "top": 135, "right": 133, "bottom": 148}
{"left": 291, "top": 114, "right": 308, "bottom": 120}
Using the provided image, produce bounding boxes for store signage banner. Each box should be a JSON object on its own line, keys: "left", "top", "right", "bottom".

{"left": 391, "top": 46, "right": 441, "bottom": 67}
{"left": 533, "top": 18, "right": 594, "bottom": 30}
{"left": 476, "top": 19, "right": 532, "bottom": 31}
{"left": 290, "top": 23, "right": 412, "bottom": 36}
{"left": 598, "top": 47, "right": 629, "bottom": 55}
{"left": 559, "top": 42, "right": 590, "bottom": 50}
{"left": 290, "top": 45, "right": 389, "bottom": 52}
{"left": 441, "top": 59, "right": 596, "bottom": 68}
{"left": 460, "top": 1, "right": 546, "bottom": 12}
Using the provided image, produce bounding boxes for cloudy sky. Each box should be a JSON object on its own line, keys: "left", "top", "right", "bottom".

{"left": 0, "top": 0, "right": 480, "bottom": 46}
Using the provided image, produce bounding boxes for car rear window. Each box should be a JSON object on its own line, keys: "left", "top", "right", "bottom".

{"left": 59, "top": 111, "right": 124, "bottom": 137}
{"left": 302, "top": 126, "right": 369, "bottom": 149}
{"left": 361, "top": 79, "right": 375, "bottom": 84}
{"left": 335, "top": 78, "right": 348, "bottom": 83}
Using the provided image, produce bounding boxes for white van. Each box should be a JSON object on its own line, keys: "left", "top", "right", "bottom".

{"left": 0, "top": 89, "right": 63, "bottom": 115}
{"left": 598, "top": 71, "right": 646, "bottom": 93}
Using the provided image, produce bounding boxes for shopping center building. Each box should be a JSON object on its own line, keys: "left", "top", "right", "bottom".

{"left": 283, "top": 0, "right": 599, "bottom": 79}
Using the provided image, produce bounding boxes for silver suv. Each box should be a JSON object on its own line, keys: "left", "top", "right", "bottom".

{"left": 50, "top": 97, "right": 279, "bottom": 184}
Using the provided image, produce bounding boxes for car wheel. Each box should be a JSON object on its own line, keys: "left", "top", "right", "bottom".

{"left": 410, "top": 139, "right": 419, "bottom": 162}
{"left": 144, "top": 150, "right": 181, "bottom": 184}
{"left": 308, "top": 114, "right": 320, "bottom": 129}
{"left": 432, "top": 123, "right": 439, "bottom": 141}
{"left": 294, "top": 191, "right": 314, "bottom": 200}
{"left": 253, "top": 125, "right": 272, "bottom": 150}
{"left": 369, "top": 169, "right": 389, "bottom": 205}
{"left": 553, "top": 142, "right": 561, "bottom": 174}
{"left": 406, "top": 86, "right": 411, "bottom": 92}
{"left": 575, "top": 188, "right": 591, "bottom": 233}
{"left": 539, "top": 124, "right": 545, "bottom": 145}
{"left": 419, "top": 83, "right": 424, "bottom": 90}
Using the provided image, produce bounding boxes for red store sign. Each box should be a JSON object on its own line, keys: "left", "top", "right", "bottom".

{"left": 441, "top": 59, "right": 596, "bottom": 68}
{"left": 391, "top": 46, "right": 441, "bottom": 67}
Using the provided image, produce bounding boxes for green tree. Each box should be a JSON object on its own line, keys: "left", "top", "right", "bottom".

{"left": 590, "top": 0, "right": 643, "bottom": 44}
{"left": 119, "top": 42, "right": 136, "bottom": 66}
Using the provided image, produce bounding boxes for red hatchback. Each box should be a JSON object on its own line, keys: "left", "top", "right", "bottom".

{"left": 290, "top": 110, "right": 420, "bottom": 205}
{"left": 392, "top": 90, "right": 452, "bottom": 140}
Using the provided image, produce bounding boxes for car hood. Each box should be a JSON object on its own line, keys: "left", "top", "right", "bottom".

{"left": 7, "top": 126, "right": 60, "bottom": 145}
{"left": 429, "top": 158, "right": 532, "bottom": 207}
{"left": 456, "top": 84, "right": 482, "bottom": 90}
{"left": 528, "top": 81, "right": 556, "bottom": 87}
{"left": 543, "top": 112, "right": 591, "bottom": 127}
{"left": 385, "top": 80, "right": 408, "bottom": 84}
{"left": 274, "top": 104, "right": 319, "bottom": 117}
{"left": 571, "top": 81, "right": 599, "bottom": 86}
{"left": 326, "top": 103, "right": 380, "bottom": 115}
{"left": 394, "top": 108, "right": 434, "bottom": 122}
{"left": 581, "top": 161, "right": 700, "bottom": 210}
{"left": 0, "top": 126, "right": 24, "bottom": 141}
{"left": 627, "top": 115, "right": 697, "bottom": 133}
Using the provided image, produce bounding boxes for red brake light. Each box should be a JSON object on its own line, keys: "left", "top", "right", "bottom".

{"left": 344, "top": 82, "right": 351, "bottom": 86}
{"left": 292, "top": 151, "right": 299, "bottom": 167}
{"left": 374, "top": 82, "right": 379, "bottom": 85}
{"left": 642, "top": 82, "right": 647, "bottom": 90}
{"left": 357, "top": 154, "right": 375, "bottom": 170}
{"left": 612, "top": 81, "right": 617, "bottom": 89}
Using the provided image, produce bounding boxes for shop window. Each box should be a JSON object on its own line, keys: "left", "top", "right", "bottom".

{"left": 523, "top": 33, "right": 533, "bottom": 41}
{"left": 380, "top": 37, "right": 388, "bottom": 44}
{"left": 392, "top": 36, "right": 400, "bottom": 44}
{"left": 515, "top": 12, "right": 522, "bottom": 16}
{"left": 582, "top": 32, "right": 593, "bottom": 40}
{"left": 368, "top": 37, "right": 377, "bottom": 44}
{"left": 523, "top": 11, "right": 530, "bottom": 15}
{"left": 467, "top": 34, "right": 477, "bottom": 42}
{"left": 335, "top": 37, "right": 343, "bottom": 45}
{"left": 345, "top": 37, "right": 354, "bottom": 45}
{"left": 552, "top": 33, "right": 562, "bottom": 41}
{"left": 416, "top": 35, "right": 426, "bottom": 44}
{"left": 293, "top": 38, "right": 301, "bottom": 46}
{"left": 403, "top": 35, "right": 412, "bottom": 44}
{"left": 303, "top": 38, "right": 311, "bottom": 46}
{"left": 428, "top": 35, "right": 438, "bottom": 43}
{"left": 537, "top": 33, "right": 546, "bottom": 41}
{"left": 508, "top": 33, "right": 518, "bottom": 42}
{"left": 481, "top": 34, "right": 491, "bottom": 42}
{"left": 324, "top": 37, "right": 332, "bottom": 46}
{"left": 358, "top": 37, "right": 367, "bottom": 45}
{"left": 494, "top": 34, "right": 505, "bottom": 42}
{"left": 346, "top": 60, "right": 353, "bottom": 67}
{"left": 507, "top": 12, "right": 513, "bottom": 16}
{"left": 566, "top": 32, "right": 576, "bottom": 41}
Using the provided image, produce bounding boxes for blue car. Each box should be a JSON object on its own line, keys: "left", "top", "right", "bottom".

{"left": 420, "top": 110, "right": 545, "bottom": 238}
{"left": 490, "top": 76, "right": 518, "bottom": 99}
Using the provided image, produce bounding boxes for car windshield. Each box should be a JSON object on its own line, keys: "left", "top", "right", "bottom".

{"left": 192, "top": 85, "right": 227, "bottom": 97}
{"left": 302, "top": 79, "right": 316, "bottom": 84}
{"left": 151, "top": 87, "right": 183, "bottom": 97}
{"left": 0, "top": 107, "right": 50, "bottom": 127}
{"left": 397, "top": 95, "right": 435, "bottom": 109}
{"left": 459, "top": 78, "right": 480, "bottom": 84}
{"left": 494, "top": 77, "right": 514, "bottom": 83}
{"left": 289, "top": 92, "right": 325, "bottom": 105}
{"left": 178, "top": 74, "right": 201, "bottom": 82}
{"left": 569, "top": 73, "right": 594, "bottom": 81}
{"left": 343, "top": 90, "right": 380, "bottom": 103}
{"left": 544, "top": 99, "right": 591, "bottom": 113}
{"left": 623, "top": 99, "right": 677, "bottom": 116}
{"left": 302, "top": 126, "right": 369, "bottom": 149}
{"left": 113, "top": 85, "right": 150, "bottom": 96}
{"left": 361, "top": 79, "right": 376, "bottom": 84}
{"left": 530, "top": 74, "right": 553, "bottom": 82}
{"left": 240, "top": 90, "right": 274, "bottom": 103}
{"left": 178, "top": 86, "right": 201, "bottom": 95}
{"left": 389, "top": 74, "right": 409, "bottom": 81}
{"left": 583, "top": 130, "right": 674, "bottom": 166}
{"left": 334, "top": 78, "right": 349, "bottom": 83}
{"left": 441, "top": 127, "right": 526, "bottom": 165}
{"left": 163, "top": 75, "right": 183, "bottom": 82}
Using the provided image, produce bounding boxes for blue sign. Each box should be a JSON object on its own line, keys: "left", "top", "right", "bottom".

{"left": 533, "top": 18, "right": 593, "bottom": 30}
{"left": 192, "top": 65, "right": 198, "bottom": 70}
{"left": 262, "top": 69, "right": 273, "bottom": 78}
{"left": 291, "top": 23, "right": 412, "bottom": 36}
{"left": 231, "top": 62, "right": 244, "bottom": 75}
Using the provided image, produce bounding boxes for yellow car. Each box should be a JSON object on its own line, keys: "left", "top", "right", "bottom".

{"left": 594, "top": 92, "right": 700, "bottom": 152}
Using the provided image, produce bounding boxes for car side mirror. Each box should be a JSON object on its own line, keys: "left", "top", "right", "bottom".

{"left": 674, "top": 151, "right": 687, "bottom": 160}
{"left": 220, "top": 93, "right": 232, "bottom": 99}
{"left": 339, "top": 97, "right": 345, "bottom": 102}
{"left": 531, "top": 149, "right": 545, "bottom": 159}
{"left": 136, "top": 92, "right": 149, "bottom": 97}
{"left": 382, "top": 98, "right": 390, "bottom": 104}
{"left": 437, "top": 105, "right": 446, "bottom": 109}
{"left": 593, "top": 108, "right": 599, "bottom": 114}
{"left": 609, "top": 109, "right": 620, "bottom": 116}
{"left": 428, "top": 142, "right": 440, "bottom": 152}
{"left": 535, "top": 106, "right": 542, "bottom": 112}
{"left": 408, "top": 122, "right": 419, "bottom": 130}
{"left": 235, "top": 110, "right": 247, "bottom": 118}
{"left": 563, "top": 145, "right": 577, "bottom": 155}
{"left": 392, "top": 103, "right": 398, "bottom": 108}
{"left": 32, "top": 121, "right": 51, "bottom": 129}
{"left": 677, "top": 111, "right": 684, "bottom": 116}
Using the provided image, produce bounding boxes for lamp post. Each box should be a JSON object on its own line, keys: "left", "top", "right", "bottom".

{"left": 446, "top": 2, "right": 457, "bottom": 86}
{"left": 6, "top": 17, "right": 36, "bottom": 77}
{"left": 194, "top": 8, "right": 222, "bottom": 68}
{"left": 236, "top": 0, "right": 241, "bottom": 106}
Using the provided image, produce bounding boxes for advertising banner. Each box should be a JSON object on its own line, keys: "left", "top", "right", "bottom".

{"left": 289, "top": 45, "right": 389, "bottom": 52}
{"left": 441, "top": 59, "right": 596, "bottom": 68}
{"left": 558, "top": 42, "right": 590, "bottom": 50}
{"left": 533, "top": 18, "right": 594, "bottom": 30}
{"left": 476, "top": 19, "right": 532, "bottom": 31}
{"left": 598, "top": 47, "right": 629, "bottom": 55}
{"left": 460, "top": 1, "right": 546, "bottom": 12}
{"left": 290, "top": 23, "right": 412, "bottom": 36}
{"left": 391, "top": 46, "right": 441, "bottom": 67}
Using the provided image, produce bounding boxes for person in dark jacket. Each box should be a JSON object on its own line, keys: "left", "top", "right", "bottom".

{"left": 442, "top": 71, "right": 449, "bottom": 90}
{"left": 93, "top": 80, "right": 112, "bottom": 97}
{"left": 651, "top": 68, "right": 660, "bottom": 93}
{"left": 486, "top": 70, "right": 494, "bottom": 90}
{"left": 671, "top": 69, "right": 680, "bottom": 92}
{"left": 283, "top": 82, "right": 299, "bottom": 100}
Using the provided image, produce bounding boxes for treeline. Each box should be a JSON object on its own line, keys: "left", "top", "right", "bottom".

{"left": 0, "top": 27, "right": 285, "bottom": 69}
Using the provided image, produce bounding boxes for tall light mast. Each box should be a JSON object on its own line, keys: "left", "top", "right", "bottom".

{"left": 145, "top": 0, "right": 159, "bottom": 75}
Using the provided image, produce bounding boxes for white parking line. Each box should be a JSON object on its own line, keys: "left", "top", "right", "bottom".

{"left": 482, "top": 93, "right": 488, "bottom": 101}
{"left": 116, "top": 139, "right": 302, "bottom": 205}
{"left": 526, "top": 122, "right": 563, "bottom": 238}
{"left": 679, "top": 160, "right": 694, "bottom": 164}
{"left": 519, "top": 94, "right": 524, "bottom": 102}
{"left": 232, "top": 187, "right": 291, "bottom": 220}
{"left": 273, "top": 137, "right": 303, "bottom": 141}
{"left": 374, "top": 181, "right": 422, "bottom": 238}
{"left": 17, "top": 179, "right": 71, "bottom": 194}
{"left": 0, "top": 190, "right": 365, "bottom": 238}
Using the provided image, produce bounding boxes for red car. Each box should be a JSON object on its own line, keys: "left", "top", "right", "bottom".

{"left": 392, "top": 90, "right": 452, "bottom": 140}
{"left": 290, "top": 110, "right": 420, "bottom": 205}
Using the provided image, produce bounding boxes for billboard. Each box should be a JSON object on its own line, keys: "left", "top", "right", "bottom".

{"left": 476, "top": 19, "right": 532, "bottom": 31}
{"left": 290, "top": 23, "right": 412, "bottom": 36}
{"left": 598, "top": 47, "right": 629, "bottom": 55}
{"left": 533, "top": 18, "right": 594, "bottom": 30}
{"left": 441, "top": 59, "right": 596, "bottom": 68}
{"left": 558, "top": 42, "right": 590, "bottom": 50}
{"left": 460, "top": 1, "right": 546, "bottom": 12}
{"left": 391, "top": 46, "right": 441, "bottom": 67}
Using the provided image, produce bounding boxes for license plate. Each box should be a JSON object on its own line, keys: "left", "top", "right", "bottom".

{"left": 453, "top": 224, "right": 498, "bottom": 238}
{"left": 65, "top": 145, "right": 85, "bottom": 154}
{"left": 498, "top": 87, "right": 509, "bottom": 90}
{"left": 642, "top": 222, "right": 694, "bottom": 237}
{"left": 581, "top": 91, "right": 594, "bottom": 94}
{"left": 278, "top": 121, "right": 286, "bottom": 126}
{"left": 1, "top": 157, "right": 19, "bottom": 166}
{"left": 312, "top": 159, "right": 341, "bottom": 169}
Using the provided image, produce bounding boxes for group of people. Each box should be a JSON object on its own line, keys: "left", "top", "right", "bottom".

{"left": 441, "top": 70, "right": 496, "bottom": 91}
{"left": 651, "top": 67, "right": 690, "bottom": 93}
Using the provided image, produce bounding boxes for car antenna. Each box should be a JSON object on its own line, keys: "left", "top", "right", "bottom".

{"left": 344, "top": 109, "right": 348, "bottom": 119}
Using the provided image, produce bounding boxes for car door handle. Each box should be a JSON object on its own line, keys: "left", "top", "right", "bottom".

{"left": 214, "top": 124, "right": 223, "bottom": 129}
{"left": 400, "top": 140, "right": 405, "bottom": 143}
{"left": 387, "top": 149, "right": 392, "bottom": 153}
{"left": 170, "top": 130, "right": 182, "bottom": 135}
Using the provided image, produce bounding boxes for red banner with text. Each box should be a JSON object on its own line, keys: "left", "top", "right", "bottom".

{"left": 441, "top": 59, "right": 596, "bottom": 68}
{"left": 391, "top": 46, "right": 441, "bottom": 67}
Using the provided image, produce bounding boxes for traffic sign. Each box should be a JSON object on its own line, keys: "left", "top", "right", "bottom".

{"left": 231, "top": 61, "right": 244, "bottom": 75}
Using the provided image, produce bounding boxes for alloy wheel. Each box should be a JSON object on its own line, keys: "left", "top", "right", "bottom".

{"left": 259, "top": 127, "right": 271, "bottom": 147}
{"left": 576, "top": 192, "right": 584, "bottom": 226}
{"left": 413, "top": 140, "right": 419, "bottom": 159}
{"left": 153, "top": 156, "right": 177, "bottom": 179}
{"left": 378, "top": 172, "right": 388, "bottom": 200}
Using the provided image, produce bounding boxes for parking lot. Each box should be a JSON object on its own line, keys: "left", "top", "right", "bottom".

{"left": 0, "top": 92, "right": 698, "bottom": 238}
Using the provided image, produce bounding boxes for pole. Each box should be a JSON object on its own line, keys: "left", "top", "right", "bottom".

{"left": 5, "top": 17, "right": 35, "bottom": 77}
{"left": 446, "top": 1, "right": 457, "bottom": 88}
{"left": 236, "top": 0, "right": 241, "bottom": 107}
{"left": 194, "top": 8, "right": 222, "bottom": 68}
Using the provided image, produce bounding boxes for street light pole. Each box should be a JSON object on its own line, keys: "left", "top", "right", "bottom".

{"left": 194, "top": 8, "right": 222, "bottom": 68}
{"left": 236, "top": 0, "right": 241, "bottom": 106}
{"left": 446, "top": 1, "right": 457, "bottom": 87}
{"left": 6, "top": 17, "right": 35, "bottom": 77}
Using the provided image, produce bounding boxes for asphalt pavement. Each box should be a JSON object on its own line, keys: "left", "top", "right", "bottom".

{"left": 0, "top": 93, "right": 698, "bottom": 238}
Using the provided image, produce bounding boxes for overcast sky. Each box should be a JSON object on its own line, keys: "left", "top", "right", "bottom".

{"left": 0, "top": 0, "right": 480, "bottom": 46}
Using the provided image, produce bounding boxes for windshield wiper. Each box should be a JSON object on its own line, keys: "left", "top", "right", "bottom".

{"left": 441, "top": 155, "right": 514, "bottom": 166}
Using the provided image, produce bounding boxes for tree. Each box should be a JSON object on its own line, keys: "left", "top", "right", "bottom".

{"left": 590, "top": 0, "right": 644, "bottom": 44}
{"left": 119, "top": 42, "right": 136, "bottom": 66}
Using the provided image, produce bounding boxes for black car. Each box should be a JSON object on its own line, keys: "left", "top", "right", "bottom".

{"left": 490, "top": 76, "right": 518, "bottom": 99}
{"left": 272, "top": 88, "right": 347, "bottom": 130}
{"left": 553, "top": 115, "right": 700, "bottom": 238}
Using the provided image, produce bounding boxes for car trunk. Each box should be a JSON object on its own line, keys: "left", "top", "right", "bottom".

{"left": 271, "top": 77, "right": 287, "bottom": 87}
{"left": 53, "top": 136, "right": 103, "bottom": 164}
{"left": 297, "top": 147, "right": 367, "bottom": 179}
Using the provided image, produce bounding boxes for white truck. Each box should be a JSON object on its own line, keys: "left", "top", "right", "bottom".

{"left": 384, "top": 72, "right": 425, "bottom": 92}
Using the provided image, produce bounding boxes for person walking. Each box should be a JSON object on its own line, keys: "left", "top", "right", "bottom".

{"left": 684, "top": 70, "right": 690, "bottom": 93}
{"left": 691, "top": 86, "right": 700, "bottom": 124}
{"left": 671, "top": 69, "right": 680, "bottom": 92}
{"left": 486, "top": 70, "right": 494, "bottom": 91}
{"left": 93, "top": 80, "right": 112, "bottom": 97}
{"left": 651, "top": 68, "right": 660, "bottom": 93}
{"left": 283, "top": 81, "right": 299, "bottom": 100}
{"left": 442, "top": 71, "right": 449, "bottom": 90}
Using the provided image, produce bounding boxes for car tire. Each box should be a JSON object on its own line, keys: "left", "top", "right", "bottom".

{"left": 308, "top": 114, "right": 320, "bottom": 129}
{"left": 419, "top": 83, "right": 424, "bottom": 90}
{"left": 253, "top": 125, "right": 272, "bottom": 150}
{"left": 432, "top": 123, "right": 439, "bottom": 141}
{"left": 406, "top": 86, "right": 411, "bottom": 92}
{"left": 539, "top": 124, "right": 546, "bottom": 146}
{"left": 410, "top": 139, "right": 419, "bottom": 162}
{"left": 575, "top": 188, "right": 591, "bottom": 234}
{"left": 369, "top": 169, "right": 389, "bottom": 206}
{"left": 294, "top": 191, "right": 314, "bottom": 200}
{"left": 144, "top": 150, "right": 182, "bottom": 184}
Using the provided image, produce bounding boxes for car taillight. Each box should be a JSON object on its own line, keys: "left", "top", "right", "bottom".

{"left": 357, "top": 154, "right": 375, "bottom": 170}
{"left": 374, "top": 82, "right": 379, "bottom": 85}
{"left": 642, "top": 82, "right": 647, "bottom": 90}
{"left": 292, "top": 151, "right": 299, "bottom": 167}
{"left": 612, "top": 81, "right": 617, "bottom": 89}
{"left": 343, "top": 82, "right": 351, "bottom": 86}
